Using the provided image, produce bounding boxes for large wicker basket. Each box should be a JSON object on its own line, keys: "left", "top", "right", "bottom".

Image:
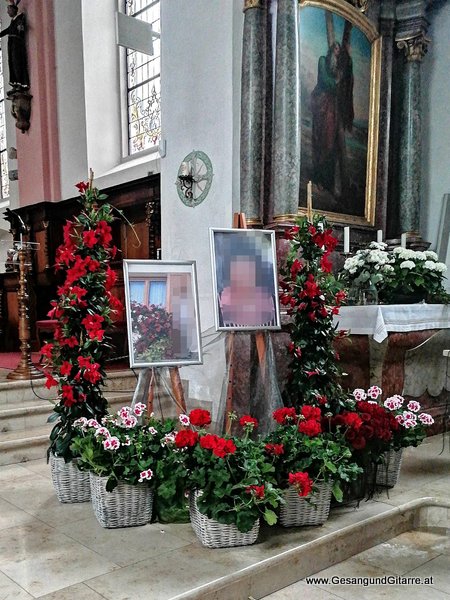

{"left": 90, "top": 474, "right": 153, "bottom": 528}
{"left": 189, "top": 491, "right": 259, "bottom": 548}
{"left": 374, "top": 449, "right": 403, "bottom": 488}
{"left": 280, "top": 481, "right": 333, "bottom": 527}
{"left": 50, "top": 453, "right": 91, "bottom": 503}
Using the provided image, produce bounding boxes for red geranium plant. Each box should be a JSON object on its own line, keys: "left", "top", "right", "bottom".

{"left": 44, "top": 180, "right": 123, "bottom": 461}
{"left": 280, "top": 215, "right": 347, "bottom": 414}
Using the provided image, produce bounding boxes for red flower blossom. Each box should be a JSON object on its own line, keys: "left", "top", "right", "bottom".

{"left": 45, "top": 373, "right": 58, "bottom": 389}
{"left": 96, "top": 221, "right": 112, "bottom": 246}
{"left": 273, "top": 407, "right": 297, "bottom": 425}
{"left": 41, "top": 343, "right": 54, "bottom": 359}
{"left": 245, "top": 485, "right": 265, "bottom": 499}
{"left": 105, "top": 267, "right": 117, "bottom": 291}
{"left": 298, "top": 419, "right": 322, "bottom": 437}
{"left": 290, "top": 259, "right": 303, "bottom": 278}
{"left": 288, "top": 471, "right": 313, "bottom": 497}
{"left": 320, "top": 252, "right": 332, "bottom": 273}
{"left": 61, "top": 336, "right": 79, "bottom": 348}
{"left": 75, "top": 181, "right": 89, "bottom": 193}
{"left": 301, "top": 406, "right": 321, "bottom": 421}
{"left": 199, "top": 434, "right": 218, "bottom": 450}
{"left": 189, "top": 408, "right": 212, "bottom": 427}
{"left": 265, "top": 443, "right": 284, "bottom": 456}
{"left": 59, "top": 361, "right": 73, "bottom": 377}
{"left": 239, "top": 415, "right": 258, "bottom": 429}
{"left": 212, "top": 438, "right": 236, "bottom": 458}
{"left": 61, "top": 384, "right": 76, "bottom": 407}
{"left": 174, "top": 429, "right": 199, "bottom": 448}
{"left": 82, "top": 230, "right": 98, "bottom": 249}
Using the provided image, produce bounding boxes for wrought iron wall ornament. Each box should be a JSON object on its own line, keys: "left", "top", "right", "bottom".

{"left": 397, "top": 33, "right": 431, "bottom": 62}
{"left": 350, "top": 0, "right": 369, "bottom": 13}
{"left": 176, "top": 151, "right": 214, "bottom": 208}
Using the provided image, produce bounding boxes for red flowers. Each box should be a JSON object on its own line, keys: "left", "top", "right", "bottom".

{"left": 174, "top": 429, "right": 199, "bottom": 448}
{"left": 199, "top": 434, "right": 236, "bottom": 458}
{"left": 273, "top": 407, "right": 297, "bottom": 425}
{"left": 288, "top": 472, "right": 313, "bottom": 497}
{"left": 189, "top": 408, "right": 212, "bottom": 427}
{"left": 246, "top": 485, "right": 265, "bottom": 499}
{"left": 298, "top": 419, "right": 322, "bottom": 437}
{"left": 81, "top": 314, "right": 105, "bottom": 341}
{"left": 239, "top": 415, "right": 258, "bottom": 429}
{"left": 265, "top": 443, "right": 284, "bottom": 456}
{"left": 75, "top": 181, "right": 89, "bottom": 193}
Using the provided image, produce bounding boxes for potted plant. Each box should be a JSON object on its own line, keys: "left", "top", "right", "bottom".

{"left": 264, "top": 406, "right": 362, "bottom": 527}
{"left": 71, "top": 403, "right": 176, "bottom": 528}
{"left": 168, "top": 411, "right": 283, "bottom": 548}
{"left": 279, "top": 215, "right": 348, "bottom": 413}
{"left": 43, "top": 179, "right": 123, "bottom": 503}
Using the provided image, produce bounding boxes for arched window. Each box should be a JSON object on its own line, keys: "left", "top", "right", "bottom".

{"left": 118, "top": 0, "right": 161, "bottom": 156}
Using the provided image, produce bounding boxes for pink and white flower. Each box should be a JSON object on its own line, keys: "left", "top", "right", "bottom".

{"left": 94, "top": 427, "right": 110, "bottom": 437}
{"left": 352, "top": 388, "right": 367, "bottom": 401}
{"left": 138, "top": 468, "right": 153, "bottom": 483}
{"left": 384, "top": 398, "right": 398, "bottom": 411}
{"left": 73, "top": 417, "right": 88, "bottom": 428}
{"left": 418, "top": 413, "right": 434, "bottom": 425}
{"left": 122, "top": 415, "right": 138, "bottom": 428}
{"left": 148, "top": 427, "right": 158, "bottom": 435}
{"left": 402, "top": 411, "right": 417, "bottom": 422}
{"left": 122, "top": 435, "right": 131, "bottom": 446}
{"left": 103, "top": 436, "right": 120, "bottom": 450}
{"left": 118, "top": 406, "right": 131, "bottom": 419}
{"left": 367, "top": 385, "right": 382, "bottom": 400}
{"left": 133, "top": 402, "right": 146, "bottom": 417}
{"left": 179, "top": 414, "right": 190, "bottom": 427}
{"left": 407, "top": 400, "right": 421, "bottom": 413}
{"left": 395, "top": 414, "right": 405, "bottom": 425}
{"left": 161, "top": 432, "right": 175, "bottom": 446}
{"left": 87, "top": 419, "right": 100, "bottom": 428}
{"left": 402, "top": 419, "right": 417, "bottom": 429}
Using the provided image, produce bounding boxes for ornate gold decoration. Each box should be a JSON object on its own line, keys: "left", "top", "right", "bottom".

{"left": 245, "top": 217, "right": 263, "bottom": 226}
{"left": 273, "top": 214, "right": 299, "bottom": 223}
{"left": 397, "top": 34, "right": 431, "bottom": 62}
{"left": 298, "top": 0, "right": 381, "bottom": 227}
{"left": 243, "top": 0, "right": 263, "bottom": 11}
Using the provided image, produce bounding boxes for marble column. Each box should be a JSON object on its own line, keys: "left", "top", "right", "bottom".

{"left": 396, "top": 30, "right": 430, "bottom": 237}
{"left": 240, "top": 0, "right": 266, "bottom": 226}
{"left": 271, "top": 0, "right": 300, "bottom": 224}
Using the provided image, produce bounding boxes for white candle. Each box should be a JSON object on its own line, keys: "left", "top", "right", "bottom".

{"left": 179, "top": 161, "right": 190, "bottom": 177}
{"left": 377, "top": 230, "right": 383, "bottom": 243}
{"left": 400, "top": 233, "right": 407, "bottom": 248}
{"left": 343, "top": 226, "right": 350, "bottom": 254}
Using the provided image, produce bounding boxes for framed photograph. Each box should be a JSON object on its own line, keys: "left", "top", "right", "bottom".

{"left": 123, "top": 260, "right": 203, "bottom": 368}
{"left": 210, "top": 229, "right": 281, "bottom": 331}
{"left": 298, "top": 0, "right": 381, "bottom": 225}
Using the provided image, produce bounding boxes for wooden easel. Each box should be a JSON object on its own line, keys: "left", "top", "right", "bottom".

{"left": 223, "top": 212, "right": 268, "bottom": 433}
{"left": 132, "top": 366, "right": 187, "bottom": 419}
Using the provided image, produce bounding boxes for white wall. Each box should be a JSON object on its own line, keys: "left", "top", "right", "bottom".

{"left": 160, "top": 0, "right": 243, "bottom": 402}
{"left": 422, "top": 4, "right": 450, "bottom": 273}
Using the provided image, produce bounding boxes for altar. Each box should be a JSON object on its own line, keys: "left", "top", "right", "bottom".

{"left": 333, "top": 304, "right": 450, "bottom": 434}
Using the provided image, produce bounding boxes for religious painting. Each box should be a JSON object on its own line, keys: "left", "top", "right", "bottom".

{"left": 210, "top": 229, "right": 281, "bottom": 331}
{"left": 299, "top": 0, "right": 381, "bottom": 225}
{"left": 123, "top": 260, "right": 203, "bottom": 368}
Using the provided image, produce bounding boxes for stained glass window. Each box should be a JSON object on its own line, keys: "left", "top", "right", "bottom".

{"left": 0, "top": 33, "right": 9, "bottom": 199}
{"left": 124, "top": 0, "right": 161, "bottom": 155}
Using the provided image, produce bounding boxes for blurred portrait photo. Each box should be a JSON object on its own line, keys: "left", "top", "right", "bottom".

{"left": 210, "top": 229, "right": 281, "bottom": 331}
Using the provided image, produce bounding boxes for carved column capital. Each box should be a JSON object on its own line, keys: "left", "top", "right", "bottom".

{"left": 397, "top": 32, "right": 431, "bottom": 61}
{"left": 243, "top": 0, "right": 263, "bottom": 12}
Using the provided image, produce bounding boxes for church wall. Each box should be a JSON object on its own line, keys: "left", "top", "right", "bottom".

{"left": 422, "top": 3, "right": 450, "bottom": 280}
{"left": 160, "top": 0, "right": 243, "bottom": 403}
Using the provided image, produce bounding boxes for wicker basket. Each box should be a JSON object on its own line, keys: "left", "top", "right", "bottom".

{"left": 189, "top": 491, "right": 259, "bottom": 548}
{"left": 90, "top": 474, "right": 153, "bottom": 528}
{"left": 374, "top": 449, "right": 403, "bottom": 488}
{"left": 50, "top": 454, "right": 91, "bottom": 503}
{"left": 280, "top": 481, "right": 333, "bottom": 527}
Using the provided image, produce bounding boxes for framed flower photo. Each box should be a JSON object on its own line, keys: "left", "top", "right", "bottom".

{"left": 123, "top": 260, "right": 203, "bottom": 368}
{"left": 210, "top": 229, "right": 281, "bottom": 331}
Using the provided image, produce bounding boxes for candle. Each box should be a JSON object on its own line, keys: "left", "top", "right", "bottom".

{"left": 400, "top": 233, "right": 407, "bottom": 248}
{"left": 343, "top": 226, "right": 350, "bottom": 254}
{"left": 179, "top": 161, "right": 190, "bottom": 177}
{"left": 307, "top": 181, "right": 313, "bottom": 220}
{"left": 377, "top": 230, "right": 383, "bottom": 243}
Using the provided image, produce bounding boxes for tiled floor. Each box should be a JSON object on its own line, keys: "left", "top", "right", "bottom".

{"left": 0, "top": 434, "right": 448, "bottom": 600}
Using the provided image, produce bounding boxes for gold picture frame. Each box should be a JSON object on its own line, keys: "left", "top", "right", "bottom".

{"left": 298, "top": 0, "right": 381, "bottom": 226}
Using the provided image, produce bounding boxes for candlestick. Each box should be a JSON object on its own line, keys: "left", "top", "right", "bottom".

{"left": 343, "top": 226, "right": 350, "bottom": 254}
{"left": 179, "top": 162, "right": 190, "bottom": 177}
{"left": 400, "top": 233, "right": 407, "bottom": 248}
{"left": 377, "top": 230, "right": 383, "bottom": 243}
{"left": 307, "top": 180, "right": 313, "bottom": 221}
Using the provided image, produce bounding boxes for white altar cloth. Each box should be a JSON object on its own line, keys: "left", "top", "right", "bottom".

{"left": 333, "top": 304, "right": 450, "bottom": 343}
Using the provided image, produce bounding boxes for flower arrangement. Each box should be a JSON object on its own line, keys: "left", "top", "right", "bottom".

{"left": 165, "top": 410, "right": 283, "bottom": 533}
{"left": 70, "top": 403, "right": 177, "bottom": 492}
{"left": 44, "top": 180, "right": 123, "bottom": 461}
{"left": 264, "top": 407, "right": 362, "bottom": 502}
{"left": 130, "top": 301, "right": 173, "bottom": 362}
{"left": 279, "top": 214, "right": 348, "bottom": 412}
{"left": 342, "top": 243, "right": 449, "bottom": 304}
{"left": 378, "top": 391, "right": 433, "bottom": 450}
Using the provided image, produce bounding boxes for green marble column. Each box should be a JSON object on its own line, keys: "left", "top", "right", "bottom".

{"left": 396, "top": 34, "right": 429, "bottom": 235}
{"left": 240, "top": 0, "right": 265, "bottom": 225}
{"left": 271, "top": 0, "right": 300, "bottom": 222}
